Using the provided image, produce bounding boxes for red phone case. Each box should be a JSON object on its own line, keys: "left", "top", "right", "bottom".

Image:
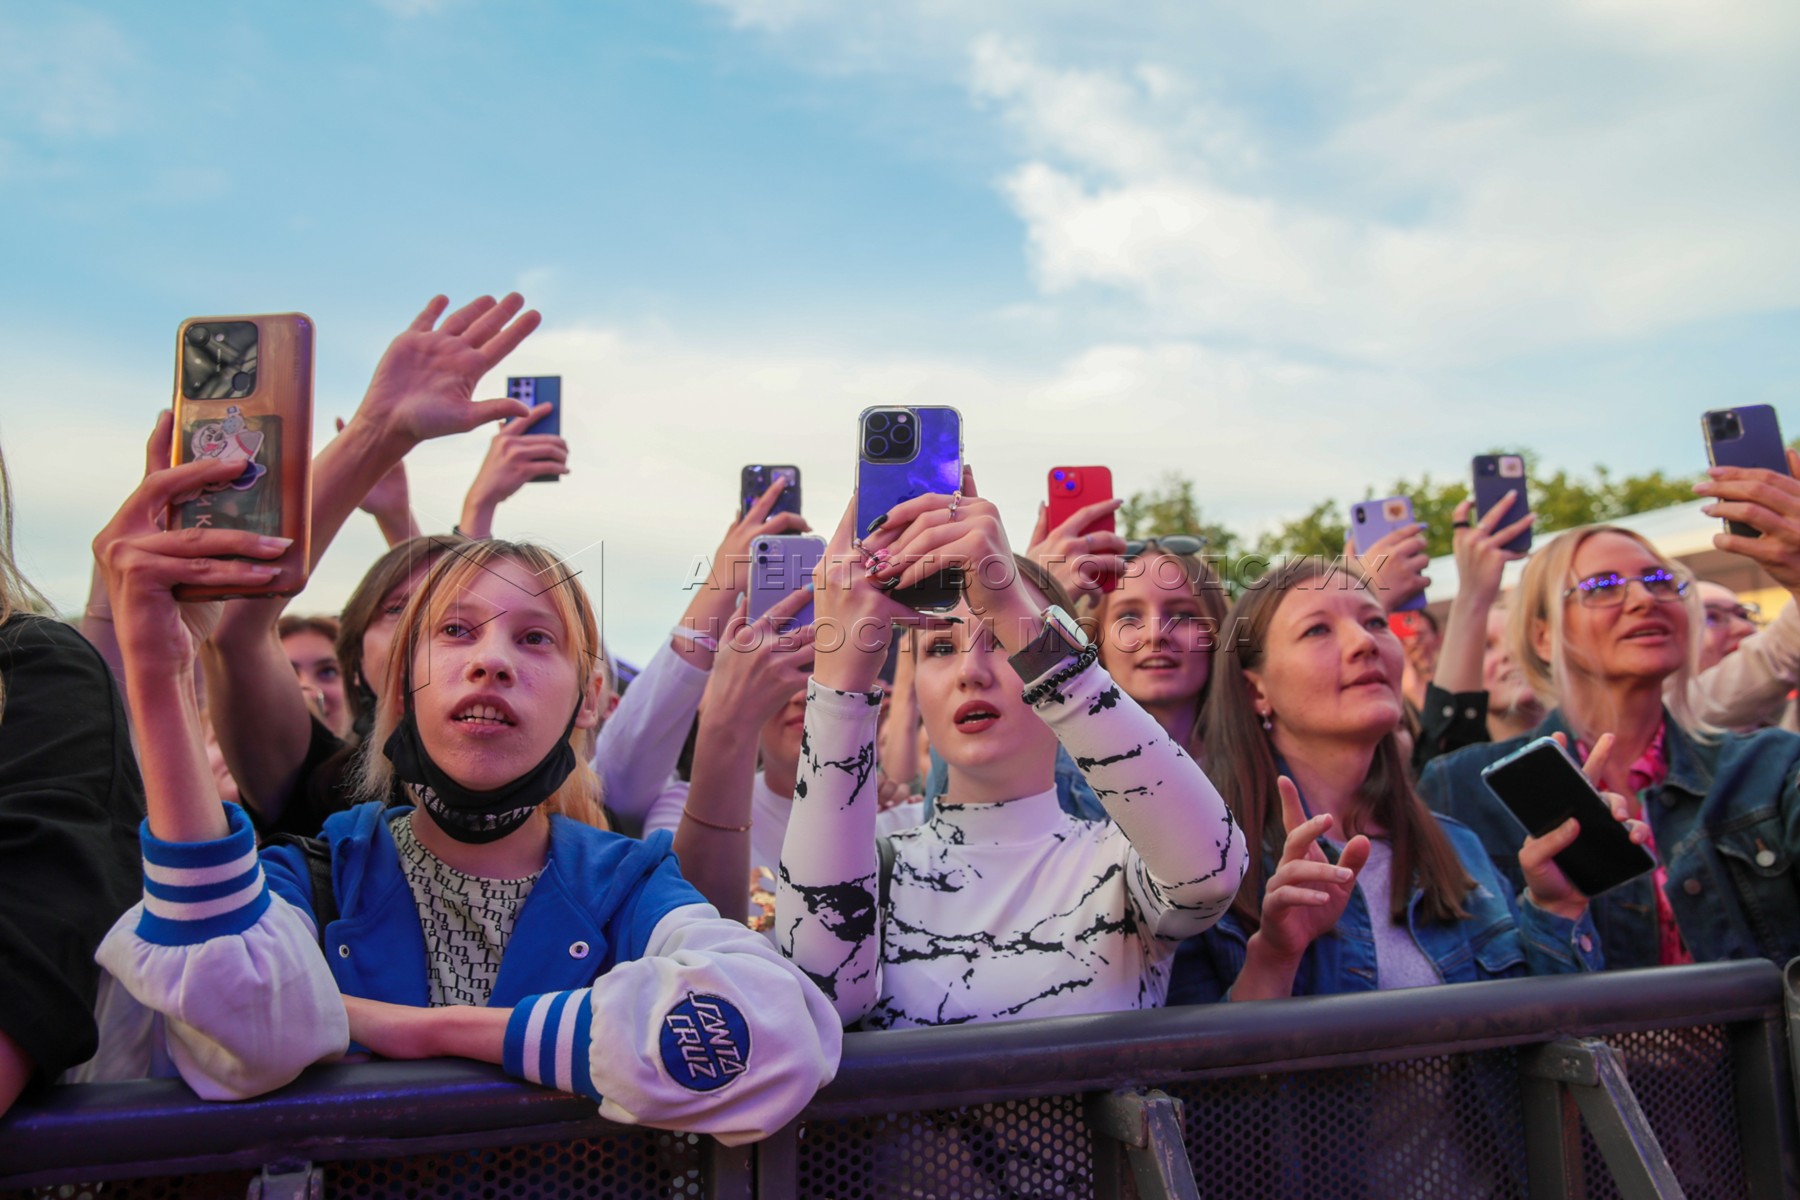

{"left": 1047, "top": 466, "right": 1117, "bottom": 593}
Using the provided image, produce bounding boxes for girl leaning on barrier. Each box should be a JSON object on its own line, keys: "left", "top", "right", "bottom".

{"left": 1168, "top": 557, "right": 1645, "bottom": 1005}
{"left": 1419, "top": 515, "right": 1800, "bottom": 971}
{"left": 86, "top": 436, "right": 841, "bottom": 1143}
{"left": 778, "top": 469, "right": 1249, "bottom": 1029}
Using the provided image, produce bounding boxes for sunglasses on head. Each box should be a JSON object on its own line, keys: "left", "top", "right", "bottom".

{"left": 1703, "top": 600, "right": 1760, "bottom": 626}
{"left": 1562, "top": 568, "right": 1689, "bottom": 608}
{"left": 1124, "top": 535, "right": 1207, "bottom": 557}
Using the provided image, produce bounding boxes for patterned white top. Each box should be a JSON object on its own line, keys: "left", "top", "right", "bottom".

{"left": 391, "top": 813, "right": 540, "bottom": 1007}
{"left": 777, "top": 661, "right": 1248, "bottom": 1029}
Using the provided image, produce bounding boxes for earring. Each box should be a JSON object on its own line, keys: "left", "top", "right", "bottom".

{"left": 1260, "top": 711, "right": 1273, "bottom": 733}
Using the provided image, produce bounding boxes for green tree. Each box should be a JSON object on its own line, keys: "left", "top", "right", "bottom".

{"left": 1256, "top": 498, "right": 1347, "bottom": 560}
{"left": 1119, "top": 472, "right": 1243, "bottom": 562}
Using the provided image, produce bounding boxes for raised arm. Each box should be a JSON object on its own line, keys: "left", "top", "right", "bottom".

{"left": 92, "top": 416, "right": 346, "bottom": 1098}
{"left": 205, "top": 294, "right": 538, "bottom": 821}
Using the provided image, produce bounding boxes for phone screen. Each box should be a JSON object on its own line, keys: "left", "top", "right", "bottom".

{"left": 1480, "top": 737, "right": 1656, "bottom": 897}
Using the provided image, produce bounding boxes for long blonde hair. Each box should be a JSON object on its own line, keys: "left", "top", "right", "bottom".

{"left": 354, "top": 537, "right": 608, "bottom": 829}
{"left": 0, "top": 444, "right": 54, "bottom": 721}
{"left": 1508, "top": 524, "right": 1709, "bottom": 737}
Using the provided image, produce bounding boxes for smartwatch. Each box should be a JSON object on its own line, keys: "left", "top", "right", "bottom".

{"left": 1007, "top": 605, "right": 1090, "bottom": 690}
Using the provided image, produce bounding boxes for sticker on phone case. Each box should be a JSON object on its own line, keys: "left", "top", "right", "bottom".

{"left": 174, "top": 408, "right": 282, "bottom": 536}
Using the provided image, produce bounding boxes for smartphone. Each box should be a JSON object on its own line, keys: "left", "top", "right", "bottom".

{"left": 741, "top": 465, "right": 802, "bottom": 519}
{"left": 1702, "top": 406, "right": 1789, "bottom": 538}
{"left": 1480, "top": 736, "right": 1657, "bottom": 897}
{"left": 506, "top": 376, "right": 561, "bottom": 483}
{"left": 169, "top": 314, "right": 313, "bottom": 599}
{"left": 1047, "top": 466, "right": 1118, "bottom": 594}
{"left": 749, "top": 534, "right": 824, "bottom": 627}
{"left": 855, "top": 406, "right": 964, "bottom": 612}
{"left": 1351, "top": 495, "right": 1425, "bottom": 612}
{"left": 1472, "top": 455, "right": 1532, "bottom": 555}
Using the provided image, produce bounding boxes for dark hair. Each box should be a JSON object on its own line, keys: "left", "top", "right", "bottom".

{"left": 1087, "top": 543, "right": 1230, "bottom": 752}
{"left": 1204, "top": 557, "right": 1472, "bottom": 931}
{"left": 335, "top": 534, "right": 467, "bottom": 734}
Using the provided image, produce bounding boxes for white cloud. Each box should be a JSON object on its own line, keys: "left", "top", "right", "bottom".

{"left": 0, "top": 8, "right": 137, "bottom": 140}
{"left": 701, "top": 1, "right": 1800, "bottom": 367}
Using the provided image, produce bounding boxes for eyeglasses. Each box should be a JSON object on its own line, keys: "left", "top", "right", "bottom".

{"left": 1703, "top": 600, "right": 1760, "bottom": 627}
{"left": 1562, "top": 569, "right": 1689, "bottom": 608}
{"left": 1124, "top": 535, "right": 1207, "bottom": 557}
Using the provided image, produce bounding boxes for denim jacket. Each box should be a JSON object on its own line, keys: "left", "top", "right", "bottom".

{"left": 1417, "top": 709, "right": 1800, "bottom": 970}
{"left": 1167, "top": 817, "right": 1601, "bottom": 1005}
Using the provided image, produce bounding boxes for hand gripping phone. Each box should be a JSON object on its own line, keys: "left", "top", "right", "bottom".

{"left": 749, "top": 534, "right": 824, "bottom": 627}
{"left": 741, "top": 464, "right": 802, "bottom": 519}
{"left": 855, "top": 406, "right": 963, "bottom": 612}
{"left": 1047, "top": 465, "right": 1118, "bottom": 594}
{"left": 506, "top": 376, "right": 561, "bottom": 483}
{"left": 169, "top": 314, "right": 313, "bottom": 599}
{"left": 1480, "top": 736, "right": 1657, "bottom": 897}
{"left": 1702, "top": 406, "right": 1790, "bottom": 538}
{"left": 1472, "top": 455, "right": 1532, "bottom": 555}
{"left": 1350, "top": 495, "right": 1425, "bottom": 613}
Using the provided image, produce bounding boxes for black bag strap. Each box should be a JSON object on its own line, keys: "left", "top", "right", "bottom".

{"left": 876, "top": 833, "right": 897, "bottom": 915}
{"left": 264, "top": 833, "right": 337, "bottom": 945}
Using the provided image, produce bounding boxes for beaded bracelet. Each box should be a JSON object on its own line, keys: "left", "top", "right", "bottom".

{"left": 1019, "top": 643, "right": 1099, "bottom": 707}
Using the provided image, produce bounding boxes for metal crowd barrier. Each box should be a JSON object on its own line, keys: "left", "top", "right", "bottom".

{"left": 0, "top": 961, "right": 1793, "bottom": 1199}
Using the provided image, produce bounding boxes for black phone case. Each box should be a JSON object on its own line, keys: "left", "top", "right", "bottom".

{"left": 1703, "top": 406, "right": 1788, "bottom": 538}
{"left": 1480, "top": 738, "right": 1656, "bottom": 897}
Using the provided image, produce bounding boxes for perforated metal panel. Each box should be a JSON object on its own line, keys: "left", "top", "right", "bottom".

{"left": 794, "top": 1094, "right": 1093, "bottom": 1199}
{"left": 4, "top": 1131, "right": 703, "bottom": 1200}
{"left": 1165, "top": 1047, "right": 1531, "bottom": 1200}
{"left": 1577, "top": 1024, "right": 1746, "bottom": 1200}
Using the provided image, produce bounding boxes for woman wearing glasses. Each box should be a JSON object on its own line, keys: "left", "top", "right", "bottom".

{"left": 1419, "top": 525, "right": 1800, "bottom": 971}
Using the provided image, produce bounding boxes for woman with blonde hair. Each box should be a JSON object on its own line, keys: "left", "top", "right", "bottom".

{"left": 1420, "top": 523, "right": 1800, "bottom": 970}
{"left": 90, "top": 441, "right": 839, "bottom": 1140}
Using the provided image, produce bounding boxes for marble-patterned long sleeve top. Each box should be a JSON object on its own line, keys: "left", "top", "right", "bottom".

{"left": 777, "top": 661, "right": 1248, "bottom": 1029}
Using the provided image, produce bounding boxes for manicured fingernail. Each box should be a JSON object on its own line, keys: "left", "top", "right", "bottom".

{"left": 866, "top": 515, "right": 888, "bottom": 533}
{"left": 1335, "top": 868, "right": 1353, "bottom": 882}
{"left": 254, "top": 565, "right": 283, "bottom": 576}
{"left": 259, "top": 537, "right": 294, "bottom": 550}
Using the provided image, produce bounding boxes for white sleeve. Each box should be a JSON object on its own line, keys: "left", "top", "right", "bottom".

{"left": 640, "top": 777, "right": 693, "bottom": 836}
{"left": 1683, "top": 601, "right": 1800, "bottom": 729}
{"left": 594, "top": 638, "right": 710, "bottom": 821}
{"left": 774, "top": 680, "right": 884, "bottom": 1028}
{"left": 92, "top": 804, "right": 349, "bottom": 1100}
{"left": 501, "top": 903, "right": 841, "bottom": 1146}
{"left": 1035, "top": 662, "right": 1249, "bottom": 941}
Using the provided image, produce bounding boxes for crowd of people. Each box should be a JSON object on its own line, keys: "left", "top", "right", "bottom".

{"left": 4, "top": 291, "right": 1800, "bottom": 1159}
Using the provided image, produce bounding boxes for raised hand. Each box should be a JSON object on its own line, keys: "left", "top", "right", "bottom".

{"left": 1025, "top": 497, "right": 1128, "bottom": 603}
{"left": 860, "top": 466, "right": 1042, "bottom": 651}
{"left": 1449, "top": 494, "right": 1533, "bottom": 607}
{"left": 458, "top": 402, "right": 570, "bottom": 539}
{"left": 353, "top": 294, "right": 540, "bottom": 448}
{"left": 1521, "top": 733, "right": 1651, "bottom": 920}
{"left": 1256, "top": 778, "right": 1370, "bottom": 962}
{"left": 1348, "top": 520, "right": 1430, "bottom": 614}
{"left": 94, "top": 412, "right": 290, "bottom": 676}
{"left": 705, "top": 589, "right": 819, "bottom": 729}
{"left": 1695, "top": 448, "right": 1800, "bottom": 597}
{"left": 812, "top": 497, "right": 919, "bottom": 693}
{"left": 335, "top": 417, "right": 417, "bottom": 545}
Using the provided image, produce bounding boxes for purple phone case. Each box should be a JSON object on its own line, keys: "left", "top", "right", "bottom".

{"left": 741, "top": 464, "right": 802, "bottom": 519}
{"left": 856, "top": 406, "right": 963, "bottom": 612}
{"left": 1704, "top": 406, "right": 1789, "bottom": 538}
{"left": 1350, "top": 496, "right": 1425, "bottom": 612}
{"left": 1472, "top": 456, "right": 1532, "bottom": 555}
{"left": 749, "top": 535, "right": 823, "bottom": 627}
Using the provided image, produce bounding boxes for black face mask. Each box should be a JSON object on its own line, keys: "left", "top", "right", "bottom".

{"left": 383, "top": 702, "right": 582, "bottom": 844}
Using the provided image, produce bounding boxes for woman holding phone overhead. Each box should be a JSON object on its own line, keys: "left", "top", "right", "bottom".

{"left": 778, "top": 468, "right": 1247, "bottom": 1029}
{"left": 1167, "top": 558, "right": 1635, "bottom": 1005}
{"left": 87, "top": 442, "right": 839, "bottom": 1139}
{"left": 1420, "top": 518, "right": 1800, "bottom": 971}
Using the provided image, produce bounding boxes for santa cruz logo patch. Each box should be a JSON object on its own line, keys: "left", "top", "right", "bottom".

{"left": 660, "top": 992, "right": 750, "bottom": 1092}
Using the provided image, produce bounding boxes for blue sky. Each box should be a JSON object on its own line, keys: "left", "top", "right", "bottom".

{"left": 5, "top": 0, "right": 1798, "bottom": 660}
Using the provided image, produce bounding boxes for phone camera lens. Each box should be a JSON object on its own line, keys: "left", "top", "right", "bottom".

{"left": 867, "top": 413, "right": 891, "bottom": 433}
{"left": 1065, "top": 480, "right": 1077, "bottom": 491}
{"left": 892, "top": 423, "right": 914, "bottom": 444}
{"left": 231, "top": 372, "right": 252, "bottom": 392}
{"left": 1053, "top": 470, "right": 1065, "bottom": 481}
{"left": 867, "top": 435, "right": 890, "bottom": 458}
{"left": 1355, "top": 508, "right": 1366, "bottom": 523}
